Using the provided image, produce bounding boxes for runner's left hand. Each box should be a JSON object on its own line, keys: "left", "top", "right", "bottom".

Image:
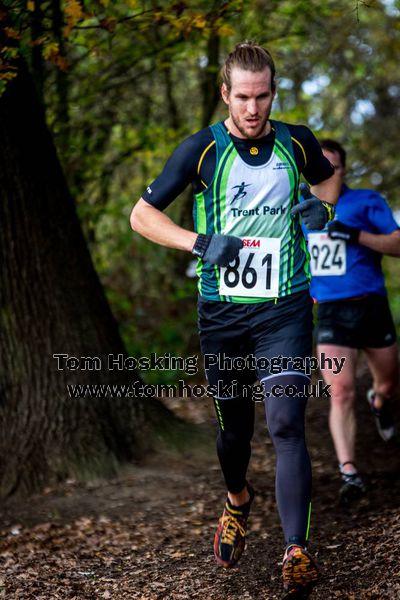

{"left": 291, "top": 183, "right": 335, "bottom": 230}
{"left": 327, "top": 220, "right": 360, "bottom": 243}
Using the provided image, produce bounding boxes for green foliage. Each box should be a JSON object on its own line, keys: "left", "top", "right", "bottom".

{"left": 4, "top": 0, "right": 400, "bottom": 360}
{"left": 383, "top": 256, "right": 400, "bottom": 338}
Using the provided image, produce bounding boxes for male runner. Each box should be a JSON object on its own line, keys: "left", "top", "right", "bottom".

{"left": 130, "top": 43, "right": 338, "bottom": 598}
{"left": 306, "top": 139, "right": 400, "bottom": 503}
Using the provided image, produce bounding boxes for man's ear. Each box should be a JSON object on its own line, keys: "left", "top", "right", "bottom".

{"left": 221, "top": 83, "right": 230, "bottom": 105}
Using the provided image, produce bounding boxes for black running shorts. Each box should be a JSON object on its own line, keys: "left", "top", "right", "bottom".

{"left": 198, "top": 291, "right": 314, "bottom": 391}
{"left": 315, "top": 294, "right": 397, "bottom": 349}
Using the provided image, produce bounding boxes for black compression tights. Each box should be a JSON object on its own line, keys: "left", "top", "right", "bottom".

{"left": 213, "top": 374, "right": 312, "bottom": 546}
{"left": 214, "top": 395, "right": 255, "bottom": 494}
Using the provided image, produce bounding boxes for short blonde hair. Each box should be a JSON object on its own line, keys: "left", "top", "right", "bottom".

{"left": 221, "top": 42, "right": 276, "bottom": 92}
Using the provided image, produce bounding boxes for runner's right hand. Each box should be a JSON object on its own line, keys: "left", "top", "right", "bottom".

{"left": 192, "top": 233, "right": 243, "bottom": 267}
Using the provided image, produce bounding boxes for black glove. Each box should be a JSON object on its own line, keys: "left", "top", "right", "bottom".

{"left": 192, "top": 233, "right": 243, "bottom": 267}
{"left": 327, "top": 220, "right": 360, "bottom": 243}
{"left": 290, "top": 183, "right": 335, "bottom": 230}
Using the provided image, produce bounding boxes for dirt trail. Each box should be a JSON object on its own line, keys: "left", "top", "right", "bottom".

{"left": 1, "top": 359, "right": 400, "bottom": 599}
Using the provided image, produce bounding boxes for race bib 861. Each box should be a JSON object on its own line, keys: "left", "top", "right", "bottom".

{"left": 219, "top": 236, "right": 281, "bottom": 298}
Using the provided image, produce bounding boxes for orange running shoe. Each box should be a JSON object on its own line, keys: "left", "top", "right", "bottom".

{"left": 282, "top": 544, "right": 320, "bottom": 599}
{"left": 213, "top": 484, "right": 254, "bottom": 568}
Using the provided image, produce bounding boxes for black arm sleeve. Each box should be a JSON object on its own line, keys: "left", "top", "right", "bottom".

{"left": 142, "top": 128, "right": 214, "bottom": 211}
{"left": 288, "top": 124, "right": 334, "bottom": 185}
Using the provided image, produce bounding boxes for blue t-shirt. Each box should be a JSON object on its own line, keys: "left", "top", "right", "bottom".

{"left": 304, "top": 185, "right": 399, "bottom": 302}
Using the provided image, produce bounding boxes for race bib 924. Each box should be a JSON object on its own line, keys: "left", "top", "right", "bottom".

{"left": 219, "top": 236, "right": 281, "bottom": 298}
{"left": 307, "top": 232, "right": 346, "bottom": 276}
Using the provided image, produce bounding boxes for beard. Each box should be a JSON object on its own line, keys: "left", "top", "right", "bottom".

{"left": 230, "top": 110, "right": 270, "bottom": 139}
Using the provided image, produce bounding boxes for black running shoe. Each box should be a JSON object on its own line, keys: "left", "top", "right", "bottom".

{"left": 367, "top": 388, "right": 396, "bottom": 442}
{"left": 213, "top": 483, "right": 254, "bottom": 568}
{"left": 339, "top": 470, "right": 365, "bottom": 505}
{"left": 282, "top": 545, "right": 320, "bottom": 599}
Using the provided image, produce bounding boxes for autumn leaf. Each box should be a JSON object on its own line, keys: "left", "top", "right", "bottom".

{"left": 27, "top": 0, "right": 35, "bottom": 11}
{"left": 4, "top": 27, "right": 21, "bottom": 40}
{"left": 63, "top": 0, "right": 84, "bottom": 38}
{"left": 1, "top": 47, "right": 19, "bottom": 60}
{"left": 192, "top": 14, "right": 207, "bottom": 29}
{"left": 99, "top": 17, "right": 117, "bottom": 33}
{"left": 217, "top": 24, "right": 235, "bottom": 36}
{"left": 55, "top": 56, "right": 70, "bottom": 72}
{"left": 43, "top": 42, "right": 60, "bottom": 61}
{"left": 28, "top": 34, "right": 48, "bottom": 48}
{"left": 65, "top": 0, "right": 83, "bottom": 20}
{"left": 0, "top": 71, "right": 17, "bottom": 81}
{"left": 40, "top": 41, "right": 69, "bottom": 70}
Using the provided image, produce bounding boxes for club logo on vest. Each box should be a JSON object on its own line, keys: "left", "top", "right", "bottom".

{"left": 231, "top": 182, "right": 251, "bottom": 203}
{"left": 273, "top": 161, "right": 291, "bottom": 170}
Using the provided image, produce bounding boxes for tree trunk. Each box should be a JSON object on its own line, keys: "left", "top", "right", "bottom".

{"left": 52, "top": 0, "right": 70, "bottom": 159}
{"left": 200, "top": 30, "right": 220, "bottom": 130}
{"left": 178, "top": 27, "right": 221, "bottom": 232}
{"left": 30, "top": 0, "right": 45, "bottom": 107}
{"left": 0, "top": 63, "right": 183, "bottom": 498}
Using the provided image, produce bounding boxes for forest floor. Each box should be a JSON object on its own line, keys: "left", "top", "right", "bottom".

{"left": 1, "top": 359, "right": 400, "bottom": 599}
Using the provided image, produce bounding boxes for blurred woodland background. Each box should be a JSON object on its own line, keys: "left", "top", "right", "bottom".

{"left": 1, "top": 0, "right": 400, "bottom": 496}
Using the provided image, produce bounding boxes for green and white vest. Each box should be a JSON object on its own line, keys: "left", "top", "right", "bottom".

{"left": 193, "top": 120, "right": 310, "bottom": 302}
